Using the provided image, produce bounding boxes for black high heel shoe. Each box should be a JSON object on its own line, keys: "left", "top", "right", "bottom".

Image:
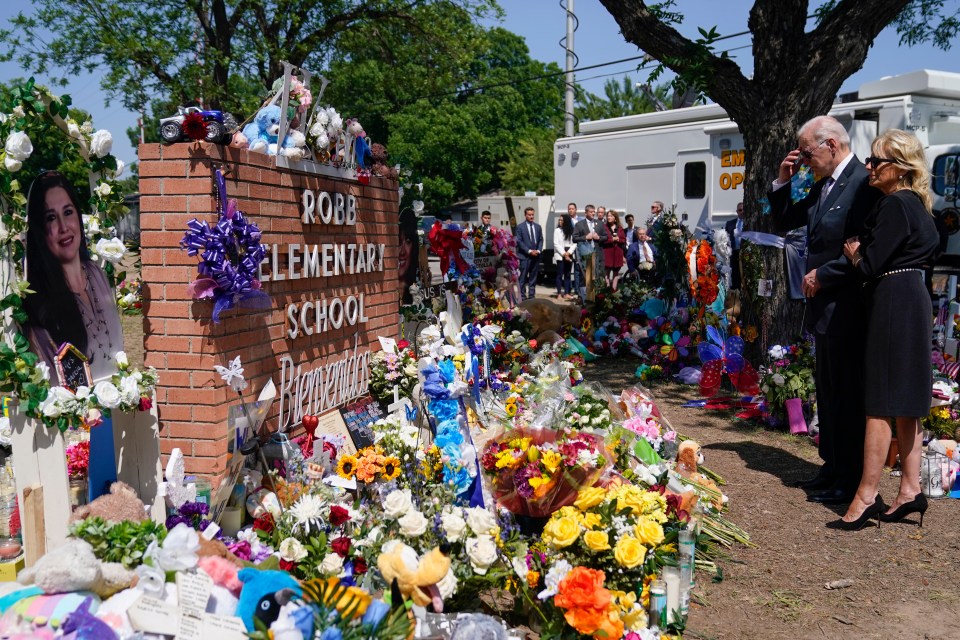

{"left": 879, "top": 493, "right": 928, "bottom": 527}
{"left": 825, "top": 496, "right": 886, "bottom": 531}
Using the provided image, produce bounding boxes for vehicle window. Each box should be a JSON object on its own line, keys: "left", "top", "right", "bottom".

{"left": 932, "top": 154, "right": 959, "bottom": 198}
{"left": 683, "top": 161, "right": 706, "bottom": 199}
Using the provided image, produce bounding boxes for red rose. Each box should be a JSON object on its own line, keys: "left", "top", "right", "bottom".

{"left": 329, "top": 505, "right": 350, "bottom": 527}
{"left": 353, "top": 556, "right": 368, "bottom": 575}
{"left": 253, "top": 513, "right": 275, "bottom": 534}
{"left": 138, "top": 397, "right": 153, "bottom": 411}
{"left": 397, "top": 340, "right": 410, "bottom": 350}
{"left": 331, "top": 536, "right": 351, "bottom": 557}
{"left": 279, "top": 558, "right": 298, "bottom": 572}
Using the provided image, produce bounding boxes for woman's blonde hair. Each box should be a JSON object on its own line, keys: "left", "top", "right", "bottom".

{"left": 872, "top": 129, "right": 932, "bottom": 212}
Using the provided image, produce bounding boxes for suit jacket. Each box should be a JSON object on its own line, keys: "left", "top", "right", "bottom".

{"left": 768, "top": 156, "right": 880, "bottom": 334}
{"left": 725, "top": 217, "right": 739, "bottom": 250}
{"left": 572, "top": 217, "right": 593, "bottom": 244}
{"left": 515, "top": 221, "right": 543, "bottom": 259}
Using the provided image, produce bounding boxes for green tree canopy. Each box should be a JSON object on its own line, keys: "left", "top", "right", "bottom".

{"left": 0, "top": 0, "right": 500, "bottom": 115}
{"left": 576, "top": 76, "right": 669, "bottom": 122}
{"left": 385, "top": 27, "right": 564, "bottom": 210}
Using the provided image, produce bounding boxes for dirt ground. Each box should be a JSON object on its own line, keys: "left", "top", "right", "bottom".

{"left": 583, "top": 358, "right": 960, "bottom": 640}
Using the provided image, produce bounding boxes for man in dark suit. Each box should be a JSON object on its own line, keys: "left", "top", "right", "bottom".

{"left": 725, "top": 202, "right": 744, "bottom": 289}
{"left": 769, "top": 115, "right": 880, "bottom": 506}
{"left": 516, "top": 206, "right": 543, "bottom": 301}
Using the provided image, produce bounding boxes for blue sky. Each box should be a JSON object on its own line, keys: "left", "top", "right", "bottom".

{"left": 1, "top": 0, "right": 956, "bottom": 169}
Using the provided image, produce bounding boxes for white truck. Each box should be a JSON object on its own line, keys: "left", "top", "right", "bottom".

{"left": 554, "top": 69, "right": 960, "bottom": 263}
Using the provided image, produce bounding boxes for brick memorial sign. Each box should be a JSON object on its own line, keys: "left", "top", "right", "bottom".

{"left": 138, "top": 142, "right": 400, "bottom": 484}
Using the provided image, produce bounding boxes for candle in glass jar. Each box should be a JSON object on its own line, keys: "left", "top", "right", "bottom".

{"left": 0, "top": 538, "right": 21, "bottom": 559}
{"left": 662, "top": 566, "right": 681, "bottom": 624}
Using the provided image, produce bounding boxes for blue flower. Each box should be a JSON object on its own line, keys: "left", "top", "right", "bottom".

{"left": 362, "top": 600, "right": 391, "bottom": 630}
{"left": 438, "top": 359, "right": 456, "bottom": 384}
{"left": 443, "top": 463, "right": 472, "bottom": 495}
{"left": 319, "top": 628, "right": 343, "bottom": 640}
{"left": 429, "top": 398, "right": 460, "bottom": 422}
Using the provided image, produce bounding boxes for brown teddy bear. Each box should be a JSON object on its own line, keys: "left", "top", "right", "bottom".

{"left": 69, "top": 481, "right": 148, "bottom": 524}
{"left": 518, "top": 298, "right": 581, "bottom": 345}
{"left": 370, "top": 142, "right": 398, "bottom": 179}
{"left": 675, "top": 440, "right": 725, "bottom": 510}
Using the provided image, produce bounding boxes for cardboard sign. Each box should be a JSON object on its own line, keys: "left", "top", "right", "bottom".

{"left": 177, "top": 569, "right": 214, "bottom": 618}
{"left": 55, "top": 342, "right": 91, "bottom": 392}
{"left": 129, "top": 595, "right": 180, "bottom": 635}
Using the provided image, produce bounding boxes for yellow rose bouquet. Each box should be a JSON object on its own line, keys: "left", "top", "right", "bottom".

{"left": 535, "top": 483, "right": 687, "bottom": 594}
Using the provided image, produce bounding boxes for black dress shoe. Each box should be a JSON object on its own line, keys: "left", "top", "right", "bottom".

{"left": 794, "top": 475, "right": 835, "bottom": 491}
{"left": 806, "top": 488, "right": 855, "bottom": 504}
{"left": 879, "top": 493, "right": 928, "bottom": 527}
{"left": 825, "top": 496, "right": 886, "bottom": 531}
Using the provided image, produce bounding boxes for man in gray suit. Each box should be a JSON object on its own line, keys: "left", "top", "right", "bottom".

{"left": 769, "top": 115, "right": 880, "bottom": 506}
{"left": 573, "top": 204, "right": 601, "bottom": 301}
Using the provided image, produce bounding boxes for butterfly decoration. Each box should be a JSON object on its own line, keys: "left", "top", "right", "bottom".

{"left": 405, "top": 403, "right": 418, "bottom": 424}
{"left": 697, "top": 325, "right": 760, "bottom": 397}
{"left": 659, "top": 330, "right": 691, "bottom": 362}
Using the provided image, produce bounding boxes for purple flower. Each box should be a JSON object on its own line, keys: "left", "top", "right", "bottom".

{"left": 514, "top": 463, "right": 542, "bottom": 499}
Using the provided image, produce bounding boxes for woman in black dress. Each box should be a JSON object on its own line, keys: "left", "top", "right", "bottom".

{"left": 837, "top": 129, "right": 940, "bottom": 529}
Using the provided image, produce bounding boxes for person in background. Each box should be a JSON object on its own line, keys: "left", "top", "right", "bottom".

{"left": 479, "top": 210, "right": 492, "bottom": 233}
{"left": 573, "top": 204, "right": 601, "bottom": 302}
{"left": 554, "top": 214, "right": 576, "bottom": 299}
{"left": 398, "top": 209, "right": 420, "bottom": 303}
{"left": 769, "top": 114, "right": 880, "bottom": 508}
{"left": 594, "top": 206, "right": 609, "bottom": 275}
{"left": 646, "top": 200, "right": 665, "bottom": 234}
{"left": 515, "top": 206, "right": 543, "bottom": 301}
{"left": 602, "top": 209, "right": 626, "bottom": 291}
{"left": 836, "top": 129, "right": 941, "bottom": 530}
{"left": 725, "top": 202, "right": 744, "bottom": 289}
{"left": 24, "top": 171, "right": 124, "bottom": 384}
{"left": 624, "top": 213, "right": 636, "bottom": 240}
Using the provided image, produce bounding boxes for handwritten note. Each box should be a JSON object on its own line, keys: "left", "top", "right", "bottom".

{"left": 177, "top": 571, "right": 213, "bottom": 618}
{"left": 128, "top": 595, "right": 180, "bottom": 635}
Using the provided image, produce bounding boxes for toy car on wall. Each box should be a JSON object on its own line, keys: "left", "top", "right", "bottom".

{"left": 158, "top": 106, "right": 237, "bottom": 144}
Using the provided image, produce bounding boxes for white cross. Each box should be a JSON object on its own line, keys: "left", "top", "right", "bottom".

{"left": 158, "top": 448, "right": 197, "bottom": 508}
{"left": 387, "top": 385, "right": 413, "bottom": 417}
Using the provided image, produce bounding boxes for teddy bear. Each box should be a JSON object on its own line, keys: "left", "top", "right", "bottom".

{"left": 69, "top": 481, "right": 147, "bottom": 524}
{"left": 518, "top": 298, "right": 581, "bottom": 345}
{"left": 377, "top": 541, "right": 453, "bottom": 613}
{"left": 369, "top": 143, "right": 397, "bottom": 179}
{"left": 240, "top": 105, "right": 307, "bottom": 159}
{"left": 672, "top": 440, "right": 725, "bottom": 510}
{"left": 18, "top": 538, "right": 136, "bottom": 599}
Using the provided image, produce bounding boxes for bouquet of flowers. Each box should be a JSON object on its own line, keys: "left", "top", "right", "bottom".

{"left": 255, "top": 485, "right": 369, "bottom": 581}
{"left": 115, "top": 277, "right": 142, "bottom": 315}
{"left": 368, "top": 342, "right": 418, "bottom": 404}
{"left": 481, "top": 429, "right": 611, "bottom": 517}
{"left": 760, "top": 340, "right": 816, "bottom": 417}
{"left": 65, "top": 440, "right": 90, "bottom": 479}
{"left": 523, "top": 484, "right": 690, "bottom": 640}
{"left": 361, "top": 485, "right": 526, "bottom": 611}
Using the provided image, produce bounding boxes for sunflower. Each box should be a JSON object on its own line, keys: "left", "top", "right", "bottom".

{"left": 336, "top": 454, "right": 358, "bottom": 479}
{"left": 380, "top": 456, "right": 402, "bottom": 481}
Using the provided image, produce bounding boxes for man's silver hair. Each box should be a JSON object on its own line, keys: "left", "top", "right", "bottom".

{"left": 799, "top": 115, "right": 850, "bottom": 149}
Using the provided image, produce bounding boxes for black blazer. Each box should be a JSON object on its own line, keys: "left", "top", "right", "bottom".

{"left": 768, "top": 157, "right": 880, "bottom": 335}
{"left": 725, "top": 217, "right": 739, "bottom": 251}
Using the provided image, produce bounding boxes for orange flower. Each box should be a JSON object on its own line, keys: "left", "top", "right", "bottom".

{"left": 555, "top": 567, "right": 611, "bottom": 611}
{"left": 562, "top": 605, "right": 624, "bottom": 639}
{"left": 355, "top": 453, "right": 384, "bottom": 483}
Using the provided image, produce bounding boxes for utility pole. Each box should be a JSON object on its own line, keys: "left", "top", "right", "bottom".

{"left": 563, "top": 0, "right": 576, "bottom": 137}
